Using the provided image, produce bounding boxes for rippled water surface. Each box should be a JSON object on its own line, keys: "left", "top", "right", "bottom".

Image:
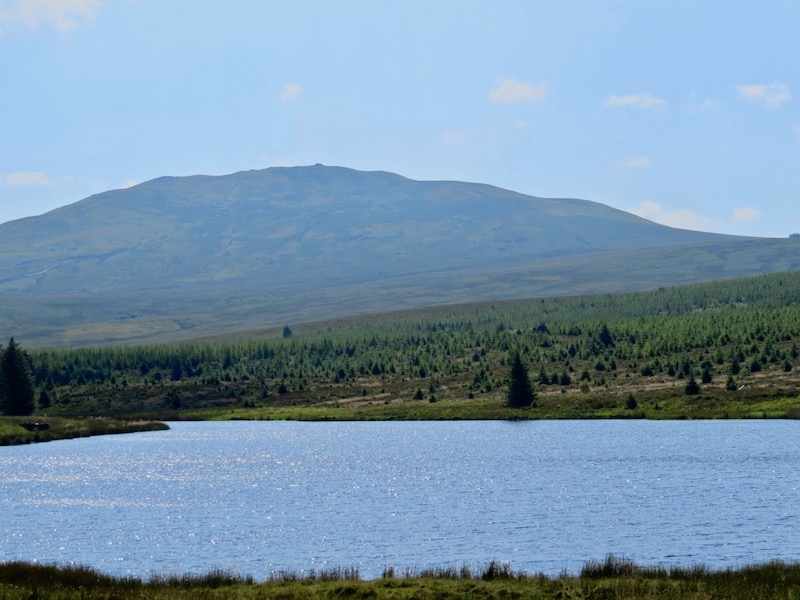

{"left": 1, "top": 420, "right": 799, "bottom": 578}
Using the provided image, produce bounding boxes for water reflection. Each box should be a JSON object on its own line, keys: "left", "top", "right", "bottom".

{"left": 1, "top": 420, "right": 798, "bottom": 578}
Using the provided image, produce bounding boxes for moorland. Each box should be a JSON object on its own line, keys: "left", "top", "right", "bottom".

{"left": 3, "top": 270, "right": 799, "bottom": 432}
{"left": 3, "top": 165, "right": 800, "bottom": 348}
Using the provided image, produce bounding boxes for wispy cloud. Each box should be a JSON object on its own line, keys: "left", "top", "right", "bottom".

{"left": 606, "top": 93, "right": 666, "bottom": 108}
{"left": 280, "top": 83, "right": 303, "bottom": 102}
{"left": 632, "top": 200, "right": 715, "bottom": 231}
{"left": 685, "top": 97, "right": 716, "bottom": 112}
{"left": 618, "top": 156, "right": 651, "bottom": 169}
{"left": 736, "top": 81, "right": 790, "bottom": 108}
{"left": 442, "top": 129, "right": 468, "bottom": 144}
{"left": 733, "top": 207, "right": 761, "bottom": 223}
{"left": 489, "top": 79, "right": 548, "bottom": 105}
{"left": 0, "top": 0, "right": 101, "bottom": 33}
{"left": 3, "top": 171, "right": 54, "bottom": 186}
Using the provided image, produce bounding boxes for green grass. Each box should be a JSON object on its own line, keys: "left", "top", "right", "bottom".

{"left": 2, "top": 557, "right": 800, "bottom": 599}
{"left": 194, "top": 396, "right": 537, "bottom": 421}
{"left": 175, "top": 383, "right": 800, "bottom": 422}
{"left": 0, "top": 416, "right": 168, "bottom": 446}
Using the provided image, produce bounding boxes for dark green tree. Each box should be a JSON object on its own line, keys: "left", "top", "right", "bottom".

{"left": 282, "top": 325, "right": 293, "bottom": 338}
{"left": 170, "top": 357, "right": 183, "bottom": 381}
{"left": 0, "top": 338, "right": 36, "bottom": 416}
{"left": 598, "top": 323, "right": 615, "bottom": 348}
{"left": 538, "top": 366, "right": 549, "bottom": 385}
{"left": 38, "top": 388, "right": 51, "bottom": 409}
{"left": 507, "top": 352, "right": 536, "bottom": 408}
{"left": 685, "top": 375, "right": 701, "bottom": 396}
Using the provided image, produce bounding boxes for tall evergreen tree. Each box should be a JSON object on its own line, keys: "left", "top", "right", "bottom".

{"left": 684, "top": 375, "right": 701, "bottom": 396}
{"left": 0, "top": 338, "right": 36, "bottom": 416}
{"left": 507, "top": 352, "right": 536, "bottom": 408}
{"left": 598, "top": 323, "right": 615, "bottom": 348}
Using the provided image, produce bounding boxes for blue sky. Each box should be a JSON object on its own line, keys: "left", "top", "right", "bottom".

{"left": 1, "top": 0, "right": 798, "bottom": 237}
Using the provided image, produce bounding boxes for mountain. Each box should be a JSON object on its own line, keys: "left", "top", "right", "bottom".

{"left": 1, "top": 164, "right": 798, "bottom": 347}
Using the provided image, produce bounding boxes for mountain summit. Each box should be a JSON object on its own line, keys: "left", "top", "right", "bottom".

{"left": 2, "top": 165, "right": 798, "bottom": 346}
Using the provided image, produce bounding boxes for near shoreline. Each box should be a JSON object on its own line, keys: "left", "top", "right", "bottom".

{"left": 1, "top": 556, "right": 799, "bottom": 599}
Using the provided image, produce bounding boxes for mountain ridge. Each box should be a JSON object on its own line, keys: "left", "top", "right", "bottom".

{"left": 1, "top": 165, "right": 798, "bottom": 347}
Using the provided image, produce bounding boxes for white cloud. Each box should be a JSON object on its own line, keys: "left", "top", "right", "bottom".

{"left": 736, "top": 81, "right": 790, "bottom": 108}
{"left": 606, "top": 93, "right": 666, "bottom": 108}
{"left": 733, "top": 207, "right": 761, "bottom": 223}
{"left": 280, "top": 83, "right": 303, "bottom": 102}
{"left": 489, "top": 79, "right": 548, "bottom": 105}
{"left": 0, "top": 0, "right": 101, "bottom": 33}
{"left": 619, "top": 156, "right": 651, "bottom": 169}
{"left": 121, "top": 180, "right": 139, "bottom": 189}
{"left": 3, "top": 171, "right": 54, "bottom": 186}
{"left": 632, "top": 200, "right": 715, "bottom": 231}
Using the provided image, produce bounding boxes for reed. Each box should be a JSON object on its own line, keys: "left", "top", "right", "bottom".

{"left": 3, "top": 557, "right": 800, "bottom": 599}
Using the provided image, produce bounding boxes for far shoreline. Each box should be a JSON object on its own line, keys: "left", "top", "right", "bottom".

{"left": 0, "top": 416, "right": 169, "bottom": 446}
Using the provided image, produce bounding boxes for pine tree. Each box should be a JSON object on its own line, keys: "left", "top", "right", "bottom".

{"left": 0, "top": 338, "right": 36, "bottom": 416}
{"left": 684, "top": 375, "right": 701, "bottom": 396}
{"left": 507, "top": 352, "right": 536, "bottom": 408}
{"left": 598, "top": 323, "right": 615, "bottom": 348}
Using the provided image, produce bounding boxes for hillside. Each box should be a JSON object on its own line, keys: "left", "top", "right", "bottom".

{"left": 1, "top": 165, "right": 799, "bottom": 347}
{"left": 25, "top": 271, "right": 800, "bottom": 421}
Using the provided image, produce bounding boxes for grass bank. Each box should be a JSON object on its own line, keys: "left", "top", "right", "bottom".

{"left": 175, "top": 384, "right": 800, "bottom": 422}
{"left": 0, "top": 416, "right": 169, "bottom": 446}
{"left": 2, "top": 556, "right": 800, "bottom": 599}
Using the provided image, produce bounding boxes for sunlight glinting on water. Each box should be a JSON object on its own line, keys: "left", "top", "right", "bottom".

{"left": 1, "top": 420, "right": 799, "bottom": 579}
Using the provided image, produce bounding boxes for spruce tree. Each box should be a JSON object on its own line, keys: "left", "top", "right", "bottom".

{"left": 507, "top": 352, "right": 536, "bottom": 408}
{"left": 684, "top": 375, "right": 701, "bottom": 396}
{"left": 598, "top": 323, "right": 615, "bottom": 348}
{"left": 0, "top": 338, "right": 36, "bottom": 416}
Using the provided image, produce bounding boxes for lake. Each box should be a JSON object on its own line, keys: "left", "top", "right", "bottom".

{"left": 1, "top": 420, "right": 798, "bottom": 579}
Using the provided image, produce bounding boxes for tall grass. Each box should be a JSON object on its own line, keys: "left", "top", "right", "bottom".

{"left": 3, "top": 557, "right": 800, "bottom": 599}
{"left": 268, "top": 566, "right": 360, "bottom": 582}
{"left": 382, "top": 560, "right": 525, "bottom": 581}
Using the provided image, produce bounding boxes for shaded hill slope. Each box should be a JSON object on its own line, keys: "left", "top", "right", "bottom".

{"left": 1, "top": 165, "right": 798, "bottom": 346}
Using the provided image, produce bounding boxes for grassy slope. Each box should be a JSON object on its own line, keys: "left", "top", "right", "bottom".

{"left": 3, "top": 165, "right": 800, "bottom": 348}
{"left": 16, "top": 271, "right": 800, "bottom": 423}
{"left": 8, "top": 238, "right": 800, "bottom": 348}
